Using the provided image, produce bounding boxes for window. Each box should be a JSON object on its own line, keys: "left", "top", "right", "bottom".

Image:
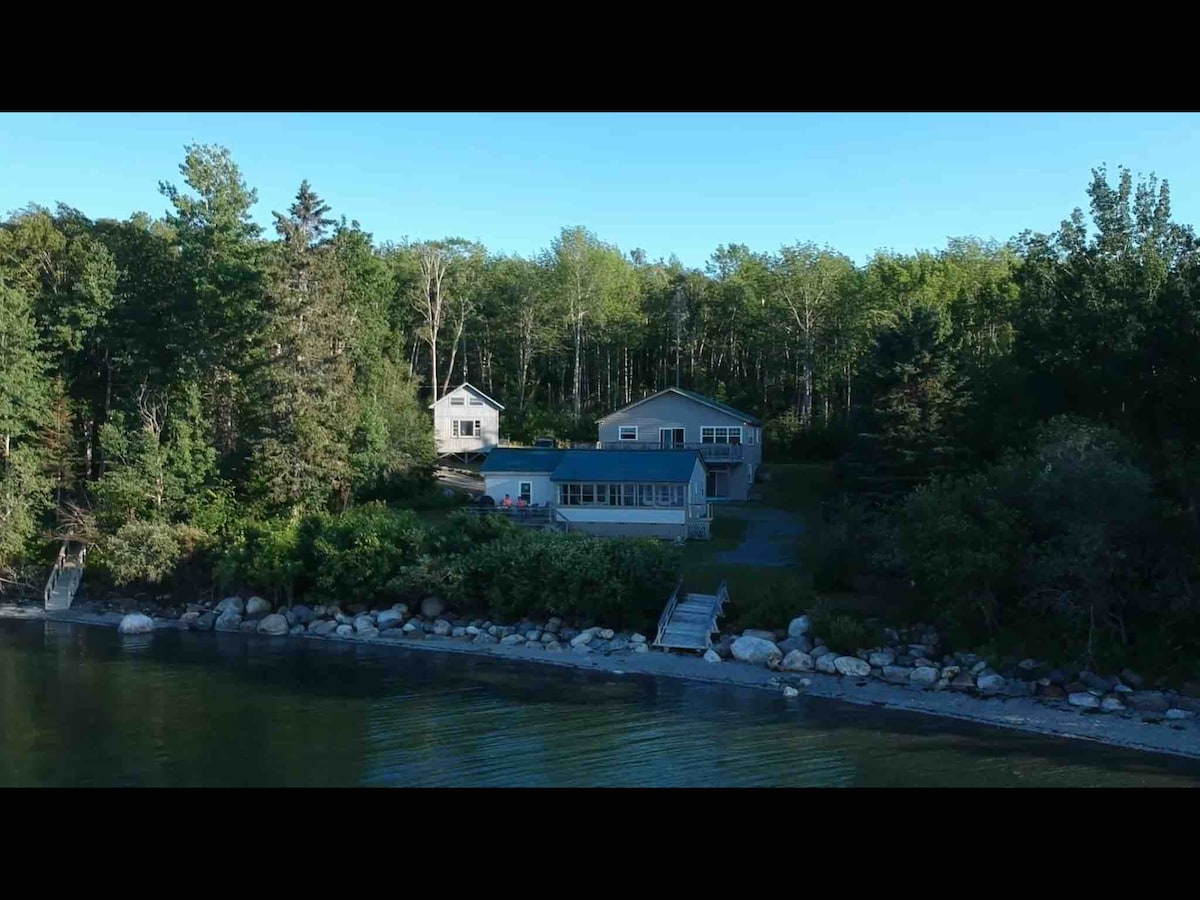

{"left": 519, "top": 481, "right": 532, "bottom": 503}
{"left": 608, "top": 484, "right": 621, "bottom": 505}
{"left": 582, "top": 484, "right": 595, "bottom": 504}
{"left": 701, "top": 426, "right": 742, "bottom": 444}
{"left": 567, "top": 484, "right": 582, "bottom": 505}
{"left": 623, "top": 484, "right": 636, "bottom": 506}
{"left": 469, "top": 396, "right": 484, "bottom": 406}
{"left": 671, "top": 485, "right": 685, "bottom": 506}
{"left": 619, "top": 426, "right": 638, "bottom": 441}
{"left": 656, "top": 485, "right": 670, "bottom": 505}
{"left": 455, "top": 420, "right": 477, "bottom": 438}
{"left": 450, "top": 396, "right": 465, "bottom": 407}
{"left": 746, "top": 428, "right": 758, "bottom": 445}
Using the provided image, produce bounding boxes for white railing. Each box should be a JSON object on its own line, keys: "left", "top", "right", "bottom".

{"left": 599, "top": 441, "right": 744, "bottom": 461}
{"left": 654, "top": 576, "right": 684, "bottom": 647}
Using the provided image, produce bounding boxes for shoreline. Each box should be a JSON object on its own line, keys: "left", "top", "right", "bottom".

{"left": 4, "top": 603, "right": 1200, "bottom": 765}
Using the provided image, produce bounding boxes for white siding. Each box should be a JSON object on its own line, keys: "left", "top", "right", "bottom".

{"left": 483, "top": 473, "right": 554, "bottom": 505}
{"left": 557, "top": 507, "right": 684, "bottom": 525}
{"left": 432, "top": 385, "right": 501, "bottom": 455}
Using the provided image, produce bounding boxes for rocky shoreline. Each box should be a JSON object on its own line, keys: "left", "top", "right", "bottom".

{"left": 4, "top": 595, "right": 1200, "bottom": 764}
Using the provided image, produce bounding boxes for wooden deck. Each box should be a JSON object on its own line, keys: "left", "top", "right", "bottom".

{"left": 44, "top": 542, "right": 86, "bottom": 612}
{"left": 653, "top": 578, "right": 728, "bottom": 651}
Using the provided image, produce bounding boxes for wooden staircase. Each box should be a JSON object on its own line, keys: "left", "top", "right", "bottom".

{"left": 44, "top": 541, "right": 86, "bottom": 612}
{"left": 653, "top": 577, "right": 728, "bottom": 651}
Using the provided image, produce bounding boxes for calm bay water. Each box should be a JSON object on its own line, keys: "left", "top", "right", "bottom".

{"left": 2, "top": 618, "right": 1199, "bottom": 787}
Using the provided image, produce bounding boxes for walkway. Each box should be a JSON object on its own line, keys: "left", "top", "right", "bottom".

{"left": 713, "top": 505, "right": 805, "bottom": 567}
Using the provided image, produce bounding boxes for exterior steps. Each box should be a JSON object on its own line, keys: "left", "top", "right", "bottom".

{"left": 44, "top": 542, "right": 86, "bottom": 612}
{"left": 653, "top": 580, "right": 728, "bottom": 651}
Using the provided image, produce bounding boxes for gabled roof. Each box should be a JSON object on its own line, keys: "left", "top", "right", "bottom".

{"left": 429, "top": 382, "right": 505, "bottom": 411}
{"left": 481, "top": 448, "right": 564, "bottom": 473}
{"left": 550, "top": 449, "right": 703, "bottom": 484}
{"left": 596, "top": 387, "right": 761, "bottom": 426}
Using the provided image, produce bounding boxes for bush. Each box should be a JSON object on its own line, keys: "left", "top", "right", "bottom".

{"left": 304, "top": 503, "right": 428, "bottom": 604}
{"left": 430, "top": 509, "right": 516, "bottom": 557}
{"left": 98, "top": 520, "right": 206, "bottom": 586}
{"left": 450, "top": 531, "right": 681, "bottom": 630}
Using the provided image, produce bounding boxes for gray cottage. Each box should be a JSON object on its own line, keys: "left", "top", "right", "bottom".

{"left": 430, "top": 382, "right": 504, "bottom": 461}
{"left": 596, "top": 388, "right": 762, "bottom": 501}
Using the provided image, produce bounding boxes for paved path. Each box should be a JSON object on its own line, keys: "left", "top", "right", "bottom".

{"left": 713, "top": 505, "right": 805, "bottom": 567}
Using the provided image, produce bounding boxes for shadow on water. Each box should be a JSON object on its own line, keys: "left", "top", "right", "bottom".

{"left": 5, "top": 619, "right": 1200, "bottom": 786}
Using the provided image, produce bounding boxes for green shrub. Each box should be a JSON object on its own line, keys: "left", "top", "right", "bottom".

{"left": 431, "top": 509, "right": 516, "bottom": 557}
{"left": 305, "top": 503, "right": 428, "bottom": 604}
{"left": 98, "top": 520, "right": 206, "bottom": 586}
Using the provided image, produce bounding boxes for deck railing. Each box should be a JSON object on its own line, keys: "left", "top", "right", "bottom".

{"left": 654, "top": 576, "right": 685, "bottom": 647}
{"left": 598, "top": 440, "right": 743, "bottom": 462}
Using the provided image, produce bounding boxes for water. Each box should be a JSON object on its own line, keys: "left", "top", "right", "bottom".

{"left": 2, "top": 618, "right": 1199, "bottom": 787}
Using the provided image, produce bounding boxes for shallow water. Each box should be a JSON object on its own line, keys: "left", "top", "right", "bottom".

{"left": 2, "top": 618, "right": 1199, "bottom": 787}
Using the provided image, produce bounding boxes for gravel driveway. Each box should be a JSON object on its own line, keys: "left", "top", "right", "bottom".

{"left": 713, "top": 506, "right": 805, "bottom": 567}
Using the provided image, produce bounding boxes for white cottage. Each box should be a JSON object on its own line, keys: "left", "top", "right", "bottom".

{"left": 430, "top": 382, "right": 504, "bottom": 460}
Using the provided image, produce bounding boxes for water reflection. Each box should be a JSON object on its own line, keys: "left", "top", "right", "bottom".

{"left": 1, "top": 619, "right": 1198, "bottom": 787}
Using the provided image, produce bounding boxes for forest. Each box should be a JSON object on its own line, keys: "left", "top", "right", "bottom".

{"left": 4, "top": 145, "right": 1200, "bottom": 678}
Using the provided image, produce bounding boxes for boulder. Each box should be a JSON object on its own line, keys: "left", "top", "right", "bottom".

{"left": 191, "top": 611, "right": 216, "bottom": 632}
{"left": 1125, "top": 691, "right": 1170, "bottom": 713}
{"left": 402, "top": 621, "right": 420, "bottom": 633}
{"left": 289, "top": 604, "right": 315, "bottom": 625}
{"left": 570, "top": 628, "right": 598, "bottom": 647}
{"left": 377, "top": 609, "right": 404, "bottom": 628}
{"left": 1166, "top": 708, "right": 1196, "bottom": 720}
{"left": 882, "top": 666, "right": 914, "bottom": 684}
{"left": 868, "top": 650, "right": 896, "bottom": 668}
{"left": 630, "top": 633, "right": 646, "bottom": 644}
{"left": 313, "top": 620, "right": 339, "bottom": 636}
{"left": 473, "top": 632, "right": 498, "bottom": 645}
{"left": 335, "top": 624, "right": 354, "bottom": 638}
{"left": 811, "top": 645, "right": 833, "bottom": 660}
{"left": 713, "top": 635, "right": 734, "bottom": 659}
{"left": 571, "top": 643, "right": 593, "bottom": 654}
{"left": 500, "top": 634, "right": 526, "bottom": 645}
{"left": 598, "top": 628, "right": 615, "bottom": 640}
{"left": 420, "top": 596, "right": 444, "bottom": 619}
{"left": 742, "top": 629, "right": 776, "bottom": 642}
{"left": 1101, "top": 696, "right": 1126, "bottom": 712}
{"left": 433, "top": 619, "right": 453, "bottom": 637}
{"left": 214, "top": 610, "right": 242, "bottom": 632}
{"left": 392, "top": 603, "right": 409, "bottom": 615}
{"left": 781, "top": 650, "right": 814, "bottom": 672}
{"left": 782, "top": 685, "right": 800, "bottom": 699}
{"left": 353, "top": 615, "right": 375, "bottom": 632}
{"left": 704, "top": 649, "right": 722, "bottom": 663}
{"left": 539, "top": 631, "right": 557, "bottom": 644}
{"left": 976, "top": 674, "right": 1006, "bottom": 694}
{"left": 609, "top": 637, "right": 630, "bottom": 652}
{"left": 238, "top": 621, "right": 258, "bottom": 633}
{"left": 731, "top": 636, "right": 782, "bottom": 666}
{"left": 632, "top": 643, "right": 649, "bottom": 653}
{"left": 950, "top": 671, "right": 976, "bottom": 691}
{"left": 970, "top": 660, "right": 988, "bottom": 675}
{"left": 355, "top": 627, "right": 380, "bottom": 639}
{"left": 1068, "top": 692, "right": 1101, "bottom": 709}
{"left": 816, "top": 654, "right": 839, "bottom": 675}
{"left": 180, "top": 611, "right": 200, "bottom": 626}
{"left": 545, "top": 640, "right": 564, "bottom": 651}
{"left": 245, "top": 596, "right": 271, "bottom": 618}
{"left": 834, "top": 656, "right": 871, "bottom": 677}
{"left": 1173, "top": 696, "right": 1200, "bottom": 715}
{"left": 118, "top": 613, "right": 154, "bottom": 635}
{"left": 910, "top": 666, "right": 939, "bottom": 686}
{"left": 256, "top": 614, "right": 290, "bottom": 636}
{"left": 1079, "top": 671, "right": 1116, "bottom": 694}
{"left": 1120, "top": 668, "right": 1145, "bottom": 689}
{"left": 778, "top": 636, "right": 813, "bottom": 656}
{"left": 215, "top": 596, "right": 245, "bottom": 615}
{"left": 787, "top": 615, "right": 811, "bottom": 638}
{"left": 288, "top": 624, "right": 304, "bottom": 635}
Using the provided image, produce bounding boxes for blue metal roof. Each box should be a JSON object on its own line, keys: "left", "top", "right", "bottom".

{"left": 481, "top": 449, "right": 565, "bottom": 473}
{"left": 549, "top": 450, "right": 702, "bottom": 483}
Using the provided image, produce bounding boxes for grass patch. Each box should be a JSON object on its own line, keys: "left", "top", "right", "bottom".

{"left": 758, "top": 463, "right": 832, "bottom": 513}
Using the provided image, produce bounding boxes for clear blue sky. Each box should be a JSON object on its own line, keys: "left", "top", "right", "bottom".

{"left": 2, "top": 112, "right": 1198, "bottom": 267}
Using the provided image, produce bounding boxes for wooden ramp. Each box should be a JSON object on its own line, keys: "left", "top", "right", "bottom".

{"left": 45, "top": 542, "right": 86, "bottom": 612}
{"left": 653, "top": 578, "right": 728, "bottom": 651}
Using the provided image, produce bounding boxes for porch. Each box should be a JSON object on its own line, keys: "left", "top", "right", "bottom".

{"left": 598, "top": 440, "right": 744, "bottom": 462}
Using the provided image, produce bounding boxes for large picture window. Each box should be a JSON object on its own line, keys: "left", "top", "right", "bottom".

{"left": 554, "top": 482, "right": 688, "bottom": 507}
{"left": 452, "top": 419, "right": 481, "bottom": 438}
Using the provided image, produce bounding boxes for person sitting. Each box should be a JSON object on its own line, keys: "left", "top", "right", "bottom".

{"left": 502, "top": 494, "right": 513, "bottom": 510}
{"left": 516, "top": 496, "right": 528, "bottom": 517}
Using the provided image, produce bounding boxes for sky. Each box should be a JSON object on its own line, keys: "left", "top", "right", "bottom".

{"left": 2, "top": 112, "right": 1199, "bottom": 268}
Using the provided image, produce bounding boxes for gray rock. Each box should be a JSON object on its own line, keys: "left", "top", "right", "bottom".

{"left": 1001, "top": 680, "right": 1036, "bottom": 697}
{"left": 1101, "top": 696, "right": 1126, "bottom": 712}
{"left": 544, "top": 640, "right": 564, "bottom": 651}
{"left": 713, "top": 635, "right": 734, "bottom": 659}
{"left": 191, "top": 611, "right": 216, "bottom": 632}
{"left": 816, "top": 654, "right": 839, "bottom": 675}
{"left": 545, "top": 617, "right": 562, "bottom": 634}
{"left": 282, "top": 609, "right": 298, "bottom": 627}
{"left": 540, "top": 632, "right": 558, "bottom": 643}
{"left": 570, "top": 628, "right": 598, "bottom": 647}
{"left": 1120, "top": 668, "right": 1145, "bottom": 689}
{"left": 1080, "top": 671, "right": 1116, "bottom": 693}
{"left": 782, "top": 685, "right": 800, "bottom": 699}
{"left": 402, "top": 621, "right": 420, "bottom": 633}
{"left": 215, "top": 610, "right": 242, "bottom": 632}
{"left": 257, "top": 614, "right": 290, "bottom": 636}
{"left": 971, "top": 660, "right": 988, "bottom": 675}
{"left": 500, "top": 634, "right": 525, "bottom": 645}
{"left": 976, "top": 674, "right": 1006, "bottom": 694}
{"left": 238, "top": 621, "right": 258, "bottom": 633}
{"left": 180, "top": 611, "right": 201, "bottom": 626}
{"left": 868, "top": 650, "right": 895, "bottom": 668}
{"left": 1125, "top": 691, "right": 1170, "bottom": 713}
{"left": 1166, "top": 708, "right": 1195, "bottom": 720}
{"left": 465, "top": 625, "right": 481, "bottom": 636}
{"left": 608, "top": 637, "right": 630, "bottom": 652}
{"left": 731, "top": 636, "right": 782, "bottom": 666}
{"left": 118, "top": 613, "right": 154, "bottom": 635}
{"left": 473, "top": 632, "right": 498, "bottom": 645}
{"left": 289, "top": 604, "right": 314, "bottom": 625}
{"left": 835, "top": 656, "right": 871, "bottom": 677}
{"left": 632, "top": 643, "right": 649, "bottom": 653}
{"left": 941, "top": 665, "right": 962, "bottom": 680}
{"left": 525, "top": 630, "right": 542, "bottom": 642}
{"left": 882, "top": 666, "right": 915, "bottom": 684}
{"left": 811, "top": 645, "right": 833, "bottom": 660}
{"left": 598, "top": 628, "right": 615, "bottom": 640}
{"left": 1068, "top": 692, "right": 1101, "bottom": 709}
{"left": 335, "top": 624, "right": 354, "bottom": 638}
{"left": 742, "top": 629, "right": 776, "bottom": 642}
{"left": 1173, "top": 696, "right": 1200, "bottom": 715}
{"left": 377, "top": 609, "right": 404, "bottom": 628}
{"left": 420, "top": 596, "right": 444, "bottom": 618}
{"left": 704, "top": 648, "right": 722, "bottom": 663}
{"left": 215, "top": 596, "right": 244, "bottom": 615}
{"left": 781, "top": 650, "right": 814, "bottom": 672}
{"left": 630, "top": 633, "right": 646, "bottom": 644}
{"left": 1113, "top": 683, "right": 1133, "bottom": 694}
{"left": 913, "top": 657, "right": 935, "bottom": 669}
{"left": 452, "top": 626, "right": 466, "bottom": 637}
{"left": 950, "top": 671, "right": 975, "bottom": 691}
{"left": 571, "top": 643, "right": 593, "bottom": 654}
{"left": 778, "top": 636, "right": 813, "bottom": 655}
{"left": 245, "top": 596, "right": 272, "bottom": 618}
{"left": 787, "top": 615, "right": 810, "bottom": 638}
{"left": 590, "top": 640, "right": 611, "bottom": 653}
{"left": 1018, "top": 658, "right": 1038, "bottom": 671}
{"left": 433, "top": 619, "right": 453, "bottom": 637}
{"left": 934, "top": 678, "right": 950, "bottom": 692}
{"left": 353, "top": 615, "right": 375, "bottom": 632}
{"left": 910, "top": 666, "right": 939, "bottom": 686}
{"left": 315, "top": 620, "right": 340, "bottom": 636}
{"left": 355, "top": 627, "right": 380, "bottom": 639}
{"left": 392, "top": 603, "right": 409, "bottom": 615}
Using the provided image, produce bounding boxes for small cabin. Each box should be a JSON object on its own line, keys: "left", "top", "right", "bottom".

{"left": 430, "top": 382, "right": 504, "bottom": 461}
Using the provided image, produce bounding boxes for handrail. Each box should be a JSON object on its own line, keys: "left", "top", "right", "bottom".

{"left": 44, "top": 542, "right": 68, "bottom": 606}
{"left": 654, "top": 576, "right": 685, "bottom": 646}
{"left": 714, "top": 580, "right": 729, "bottom": 620}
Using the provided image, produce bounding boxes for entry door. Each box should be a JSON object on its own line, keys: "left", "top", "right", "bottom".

{"left": 659, "top": 427, "right": 684, "bottom": 449}
{"left": 706, "top": 469, "right": 729, "bottom": 498}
